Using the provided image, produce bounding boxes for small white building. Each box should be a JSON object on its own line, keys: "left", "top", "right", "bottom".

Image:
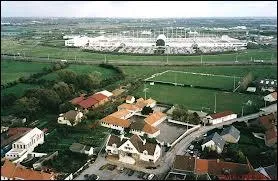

{"left": 105, "top": 134, "right": 161, "bottom": 164}
{"left": 57, "top": 110, "right": 84, "bottom": 126}
{"left": 97, "top": 90, "right": 113, "bottom": 98}
{"left": 5, "top": 127, "right": 44, "bottom": 163}
{"left": 65, "top": 36, "right": 90, "bottom": 47}
{"left": 206, "top": 111, "right": 237, "bottom": 125}
{"left": 69, "top": 143, "right": 94, "bottom": 156}
{"left": 264, "top": 92, "right": 277, "bottom": 103}
{"left": 126, "top": 96, "right": 135, "bottom": 104}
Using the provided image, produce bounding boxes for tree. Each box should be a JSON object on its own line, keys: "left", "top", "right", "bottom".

{"left": 172, "top": 105, "right": 188, "bottom": 122}
{"left": 141, "top": 106, "right": 153, "bottom": 115}
{"left": 76, "top": 73, "right": 102, "bottom": 91}
{"left": 53, "top": 82, "right": 72, "bottom": 101}
{"left": 59, "top": 102, "right": 75, "bottom": 113}
{"left": 1, "top": 93, "right": 17, "bottom": 107}
{"left": 13, "top": 97, "right": 41, "bottom": 120}
{"left": 57, "top": 70, "right": 77, "bottom": 84}
{"left": 188, "top": 112, "right": 201, "bottom": 125}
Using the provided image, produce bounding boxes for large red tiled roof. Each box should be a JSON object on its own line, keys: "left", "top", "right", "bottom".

{"left": 7, "top": 127, "right": 32, "bottom": 137}
{"left": 196, "top": 158, "right": 252, "bottom": 176}
{"left": 78, "top": 97, "right": 99, "bottom": 109}
{"left": 259, "top": 114, "right": 276, "bottom": 130}
{"left": 265, "top": 127, "right": 277, "bottom": 141}
{"left": 1, "top": 160, "right": 55, "bottom": 180}
{"left": 144, "top": 112, "right": 166, "bottom": 126}
{"left": 209, "top": 111, "right": 234, "bottom": 119}
{"left": 70, "top": 95, "right": 85, "bottom": 105}
{"left": 101, "top": 116, "right": 130, "bottom": 128}
{"left": 218, "top": 171, "right": 270, "bottom": 180}
{"left": 89, "top": 93, "right": 108, "bottom": 102}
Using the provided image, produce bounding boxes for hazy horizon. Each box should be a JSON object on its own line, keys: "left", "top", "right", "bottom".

{"left": 1, "top": 1, "right": 277, "bottom": 18}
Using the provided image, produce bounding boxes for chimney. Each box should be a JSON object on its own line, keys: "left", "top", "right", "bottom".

{"left": 143, "top": 139, "right": 146, "bottom": 145}
{"left": 217, "top": 159, "right": 220, "bottom": 163}
{"left": 120, "top": 134, "right": 124, "bottom": 141}
{"left": 75, "top": 107, "right": 77, "bottom": 111}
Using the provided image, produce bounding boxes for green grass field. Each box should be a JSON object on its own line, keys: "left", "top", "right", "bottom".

{"left": 40, "top": 64, "right": 118, "bottom": 81}
{"left": 135, "top": 83, "right": 263, "bottom": 114}
{"left": 120, "top": 65, "right": 277, "bottom": 79}
{"left": 1, "top": 83, "right": 40, "bottom": 97}
{"left": 1, "top": 60, "right": 51, "bottom": 84}
{"left": 148, "top": 70, "right": 242, "bottom": 90}
{"left": 1, "top": 38, "right": 277, "bottom": 62}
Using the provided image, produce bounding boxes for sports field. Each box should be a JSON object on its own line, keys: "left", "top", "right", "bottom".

{"left": 146, "top": 70, "right": 242, "bottom": 90}
{"left": 135, "top": 83, "right": 263, "bottom": 114}
{"left": 39, "top": 64, "right": 119, "bottom": 81}
{"left": 119, "top": 65, "right": 277, "bottom": 80}
{"left": 1, "top": 60, "right": 51, "bottom": 84}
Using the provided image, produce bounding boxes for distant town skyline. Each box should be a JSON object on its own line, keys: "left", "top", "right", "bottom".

{"left": 1, "top": 1, "right": 277, "bottom": 18}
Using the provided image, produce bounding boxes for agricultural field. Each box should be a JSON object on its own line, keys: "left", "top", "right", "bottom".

{"left": 1, "top": 38, "right": 277, "bottom": 63}
{"left": 39, "top": 64, "right": 118, "bottom": 81}
{"left": 135, "top": 83, "right": 264, "bottom": 114}
{"left": 146, "top": 70, "right": 242, "bottom": 91}
{"left": 120, "top": 65, "right": 278, "bottom": 80}
{"left": 1, "top": 60, "right": 51, "bottom": 84}
{"left": 1, "top": 83, "right": 40, "bottom": 97}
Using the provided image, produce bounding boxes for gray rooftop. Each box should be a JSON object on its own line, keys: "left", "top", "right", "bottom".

{"left": 202, "top": 132, "right": 225, "bottom": 151}
{"left": 220, "top": 125, "right": 240, "bottom": 140}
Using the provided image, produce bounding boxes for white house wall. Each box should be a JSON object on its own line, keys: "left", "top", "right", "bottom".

{"left": 210, "top": 114, "right": 237, "bottom": 125}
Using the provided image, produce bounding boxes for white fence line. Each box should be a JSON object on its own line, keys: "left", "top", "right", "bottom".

{"left": 169, "top": 125, "right": 201, "bottom": 147}
{"left": 168, "top": 119, "right": 197, "bottom": 127}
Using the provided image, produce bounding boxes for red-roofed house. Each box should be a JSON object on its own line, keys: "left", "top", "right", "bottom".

{"left": 265, "top": 127, "right": 277, "bottom": 147}
{"left": 78, "top": 97, "right": 99, "bottom": 109}
{"left": 1, "top": 159, "right": 56, "bottom": 180}
{"left": 218, "top": 171, "right": 270, "bottom": 180}
{"left": 89, "top": 93, "right": 108, "bottom": 107}
{"left": 206, "top": 111, "right": 237, "bottom": 125}
{"left": 264, "top": 92, "right": 277, "bottom": 103}
{"left": 70, "top": 94, "right": 86, "bottom": 105}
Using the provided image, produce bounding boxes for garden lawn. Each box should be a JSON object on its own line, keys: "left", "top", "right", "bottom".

{"left": 1, "top": 60, "right": 51, "bottom": 84}
{"left": 1, "top": 83, "right": 40, "bottom": 98}
{"left": 135, "top": 83, "right": 264, "bottom": 114}
{"left": 40, "top": 64, "right": 118, "bottom": 81}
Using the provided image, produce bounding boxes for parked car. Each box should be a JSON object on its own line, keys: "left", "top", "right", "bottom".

{"left": 128, "top": 169, "right": 135, "bottom": 176}
{"left": 147, "top": 174, "right": 155, "bottom": 180}
{"left": 143, "top": 173, "right": 149, "bottom": 180}
{"left": 189, "top": 145, "right": 194, "bottom": 150}
{"left": 117, "top": 166, "right": 124, "bottom": 173}
{"left": 84, "top": 174, "right": 89, "bottom": 179}
{"left": 137, "top": 171, "right": 145, "bottom": 178}
{"left": 88, "top": 174, "right": 99, "bottom": 180}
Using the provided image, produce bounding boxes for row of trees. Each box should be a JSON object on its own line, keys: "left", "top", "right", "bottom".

{"left": 172, "top": 105, "right": 201, "bottom": 125}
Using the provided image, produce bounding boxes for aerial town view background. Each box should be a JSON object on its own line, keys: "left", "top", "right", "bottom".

{"left": 1, "top": 1, "right": 277, "bottom": 180}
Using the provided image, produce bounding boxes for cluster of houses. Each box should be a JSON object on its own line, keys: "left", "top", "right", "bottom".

{"left": 258, "top": 112, "right": 277, "bottom": 147}
{"left": 201, "top": 126, "right": 240, "bottom": 154}
{"left": 169, "top": 155, "right": 270, "bottom": 180}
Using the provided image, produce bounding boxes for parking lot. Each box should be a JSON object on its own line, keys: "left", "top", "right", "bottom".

{"left": 156, "top": 121, "right": 188, "bottom": 145}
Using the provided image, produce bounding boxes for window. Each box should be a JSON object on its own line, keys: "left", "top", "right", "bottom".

{"left": 20, "top": 145, "right": 22, "bottom": 149}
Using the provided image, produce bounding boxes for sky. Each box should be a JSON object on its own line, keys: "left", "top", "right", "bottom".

{"left": 1, "top": 1, "right": 277, "bottom": 18}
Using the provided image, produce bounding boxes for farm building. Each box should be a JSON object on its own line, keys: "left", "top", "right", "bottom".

{"left": 205, "top": 111, "right": 237, "bottom": 125}
{"left": 69, "top": 143, "right": 94, "bottom": 156}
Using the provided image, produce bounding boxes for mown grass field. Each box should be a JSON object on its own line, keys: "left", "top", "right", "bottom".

{"left": 1, "top": 38, "right": 277, "bottom": 62}
{"left": 39, "top": 64, "right": 118, "bottom": 81}
{"left": 120, "top": 65, "right": 277, "bottom": 79}
{"left": 1, "top": 60, "right": 51, "bottom": 84}
{"left": 148, "top": 70, "right": 242, "bottom": 90}
{"left": 1, "top": 83, "right": 40, "bottom": 97}
{"left": 135, "top": 83, "right": 264, "bottom": 114}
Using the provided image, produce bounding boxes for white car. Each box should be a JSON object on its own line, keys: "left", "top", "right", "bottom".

{"left": 189, "top": 145, "right": 194, "bottom": 150}
{"left": 147, "top": 174, "right": 155, "bottom": 180}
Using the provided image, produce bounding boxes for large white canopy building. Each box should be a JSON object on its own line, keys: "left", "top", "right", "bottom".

{"left": 65, "top": 30, "right": 247, "bottom": 54}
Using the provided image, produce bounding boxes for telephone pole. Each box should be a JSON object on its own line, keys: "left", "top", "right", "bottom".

{"left": 233, "top": 75, "right": 236, "bottom": 91}
{"left": 214, "top": 93, "right": 217, "bottom": 113}
{"left": 167, "top": 53, "right": 169, "bottom": 64}
{"left": 201, "top": 55, "right": 203, "bottom": 65}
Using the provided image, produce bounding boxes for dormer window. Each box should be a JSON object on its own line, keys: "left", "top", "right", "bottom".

{"left": 143, "top": 150, "right": 148, "bottom": 155}
{"left": 112, "top": 143, "right": 117, "bottom": 148}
